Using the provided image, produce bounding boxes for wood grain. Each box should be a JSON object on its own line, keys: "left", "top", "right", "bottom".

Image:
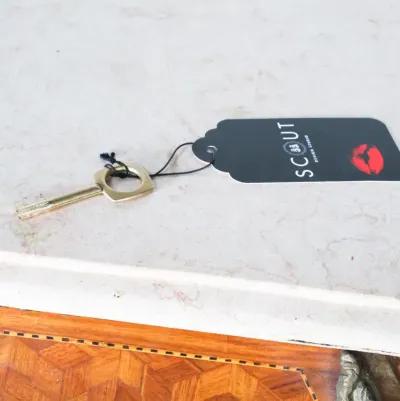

{"left": 0, "top": 336, "right": 315, "bottom": 401}
{"left": 0, "top": 307, "right": 340, "bottom": 400}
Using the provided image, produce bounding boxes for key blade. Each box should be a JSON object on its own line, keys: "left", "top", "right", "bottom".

{"left": 16, "top": 186, "right": 103, "bottom": 220}
{"left": 17, "top": 199, "right": 53, "bottom": 220}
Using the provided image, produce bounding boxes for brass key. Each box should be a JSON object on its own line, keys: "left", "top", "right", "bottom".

{"left": 16, "top": 163, "right": 154, "bottom": 220}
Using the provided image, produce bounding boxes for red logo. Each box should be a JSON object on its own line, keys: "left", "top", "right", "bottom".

{"left": 351, "top": 144, "right": 384, "bottom": 175}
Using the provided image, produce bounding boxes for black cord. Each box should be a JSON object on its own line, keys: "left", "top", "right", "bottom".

{"left": 99, "top": 142, "right": 214, "bottom": 180}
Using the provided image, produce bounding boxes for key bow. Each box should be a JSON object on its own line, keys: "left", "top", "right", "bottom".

{"left": 95, "top": 163, "right": 154, "bottom": 202}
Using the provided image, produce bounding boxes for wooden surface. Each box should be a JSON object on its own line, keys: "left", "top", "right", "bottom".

{"left": 0, "top": 307, "right": 340, "bottom": 401}
{"left": 0, "top": 336, "right": 315, "bottom": 401}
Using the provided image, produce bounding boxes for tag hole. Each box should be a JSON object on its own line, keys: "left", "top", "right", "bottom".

{"left": 207, "top": 145, "right": 218, "bottom": 154}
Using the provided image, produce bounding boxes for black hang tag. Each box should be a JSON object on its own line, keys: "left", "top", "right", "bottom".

{"left": 192, "top": 118, "right": 400, "bottom": 183}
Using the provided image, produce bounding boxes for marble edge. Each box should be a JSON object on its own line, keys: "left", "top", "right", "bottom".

{"left": 1, "top": 251, "right": 399, "bottom": 309}
{"left": 0, "top": 250, "right": 400, "bottom": 356}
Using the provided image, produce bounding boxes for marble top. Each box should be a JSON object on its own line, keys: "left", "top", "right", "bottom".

{"left": 1, "top": 0, "right": 400, "bottom": 354}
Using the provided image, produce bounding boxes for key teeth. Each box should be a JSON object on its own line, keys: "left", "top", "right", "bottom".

{"left": 16, "top": 200, "right": 51, "bottom": 220}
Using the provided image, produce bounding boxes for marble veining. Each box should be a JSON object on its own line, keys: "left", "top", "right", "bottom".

{"left": 1, "top": 0, "right": 400, "bottom": 354}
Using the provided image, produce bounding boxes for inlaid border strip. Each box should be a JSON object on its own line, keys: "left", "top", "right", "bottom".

{"left": 1, "top": 329, "right": 318, "bottom": 400}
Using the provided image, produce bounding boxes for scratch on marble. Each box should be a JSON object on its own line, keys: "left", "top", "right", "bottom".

{"left": 320, "top": 261, "right": 333, "bottom": 290}
{"left": 153, "top": 282, "right": 202, "bottom": 309}
{"left": 349, "top": 213, "right": 379, "bottom": 224}
{"left": 325, "top": 237, "right": 369, "bottom": 253}
{"left": 367, "top": 18, "right": 379, "bottom": 26}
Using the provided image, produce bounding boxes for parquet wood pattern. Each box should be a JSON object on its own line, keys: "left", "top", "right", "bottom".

{"left": 0, "top": 307, "right": 340, "bottom": 401}
{"left": 0, "top": 335, "right": 314, "bottom": 401}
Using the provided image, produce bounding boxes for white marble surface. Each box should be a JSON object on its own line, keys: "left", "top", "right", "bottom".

{"left": 1, "top": 0, "right": 400, "bottom": 354}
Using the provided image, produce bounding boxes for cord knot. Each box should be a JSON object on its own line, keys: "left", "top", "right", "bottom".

{"left": 99, "top": 152, "right": 131, "bottom": 179}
